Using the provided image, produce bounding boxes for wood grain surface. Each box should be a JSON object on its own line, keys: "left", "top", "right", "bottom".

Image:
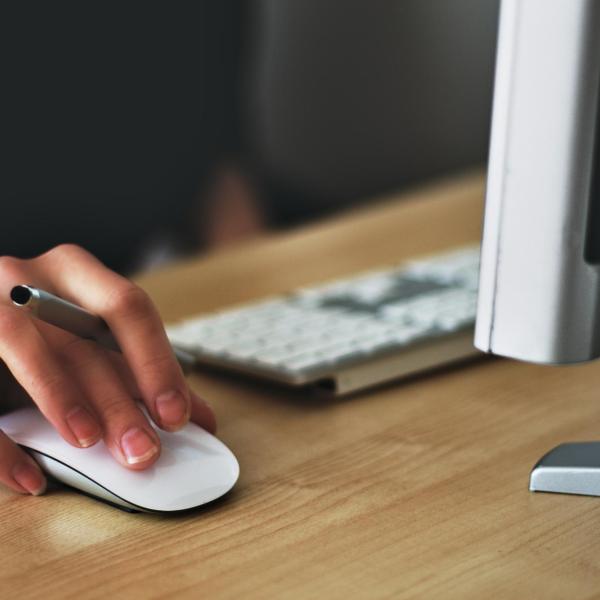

{"left": 3, "top": 172, "right": 600, "bottom": 599}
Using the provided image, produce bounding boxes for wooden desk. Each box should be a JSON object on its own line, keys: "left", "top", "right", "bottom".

{"left": 3, "top": 173, "right": 600, "bottom": 599}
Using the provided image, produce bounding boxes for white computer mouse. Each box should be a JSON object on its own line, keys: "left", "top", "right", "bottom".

{"left": 0, "top": 407, "right": 239, "bottom": 513}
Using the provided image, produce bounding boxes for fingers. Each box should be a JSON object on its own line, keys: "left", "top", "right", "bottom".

{"left": 0, "top": 305, "right": 103, "bottom": 449}
{"left": 107, "top": 353, "right": 216, "bottom": 434}
{"left": 0, "top": 430, "right": 46, "bottom": 496}
{"left": 35, "top": 245, "right": 191, "bottom": 432}
{"left": 56, "top": 333, "right": 160, "bottom": 470}
{"left": 106, "top": 351, "right": 217, "bottom": 432}
{"left": 0, "top": 246, "right": 217, "bottom": 485}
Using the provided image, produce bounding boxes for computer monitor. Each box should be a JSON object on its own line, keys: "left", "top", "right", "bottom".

{"left": 475, "top": 0, "right": 600, "bottom": 496}
{"left": 475, "top": 0, "right": 600, "bottom": 364}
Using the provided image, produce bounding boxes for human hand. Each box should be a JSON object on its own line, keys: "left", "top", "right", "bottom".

{"left": 0, "top": 245, "right": 216, "bottom": 496}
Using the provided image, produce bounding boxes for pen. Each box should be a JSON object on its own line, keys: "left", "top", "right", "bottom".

{"left": 10, "top": 285, "right": 195, "bottom": 374}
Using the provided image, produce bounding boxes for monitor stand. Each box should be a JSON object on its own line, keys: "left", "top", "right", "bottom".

{"left": 530, "top": 443, "right": 600, "bottom": 497}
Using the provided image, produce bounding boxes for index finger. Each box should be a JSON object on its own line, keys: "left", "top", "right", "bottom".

{"left": 34, "top": 244, "right": 191, "bottom": 432}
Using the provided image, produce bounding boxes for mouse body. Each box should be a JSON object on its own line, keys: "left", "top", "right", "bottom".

{"left": 0, "top": 407, "right": 239, "bottom": 513}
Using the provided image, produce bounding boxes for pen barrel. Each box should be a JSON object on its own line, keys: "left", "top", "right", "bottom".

{"left": 24, "top": 287, "right": 120, "bottom": 352}
{"left": 14, "top": 286, "right": 194, "bottom": 373}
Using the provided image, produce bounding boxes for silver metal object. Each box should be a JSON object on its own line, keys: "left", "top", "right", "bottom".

{"left": 11, "top": 285, "right": 195, "bottom": 374}
{"left": 476, "top": 0, "right": 600, "bottom": 497}
{"left": 475, "top": 0, "right": 600, "bottom": 364}
{"left": 530, "top": 443, "right": 600, "bottom": 497}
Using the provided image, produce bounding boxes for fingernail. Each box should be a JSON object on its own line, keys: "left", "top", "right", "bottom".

{"left": 156, "top": 390, "right": 189, "bottom": 430}
{"left": 66, "top": 406, "right": 102, "bottom": 448}
{"left": 13, "top": 460, "right": 46, "bottom": 496}
{"left": 121, "top": 428, "right": 159, "bottom": 465}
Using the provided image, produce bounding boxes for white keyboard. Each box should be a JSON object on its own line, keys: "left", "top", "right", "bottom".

{"left": 167, "top": 245, "right": 481, "bottom": 394}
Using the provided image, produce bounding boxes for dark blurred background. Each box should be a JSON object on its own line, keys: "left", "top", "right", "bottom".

{"left": 1, "top": 1, "right": 499, "bottom": 274}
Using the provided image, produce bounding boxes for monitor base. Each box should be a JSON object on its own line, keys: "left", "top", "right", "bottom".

{"left": 530, "top": 442, "right": 600, "bottom": 497}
